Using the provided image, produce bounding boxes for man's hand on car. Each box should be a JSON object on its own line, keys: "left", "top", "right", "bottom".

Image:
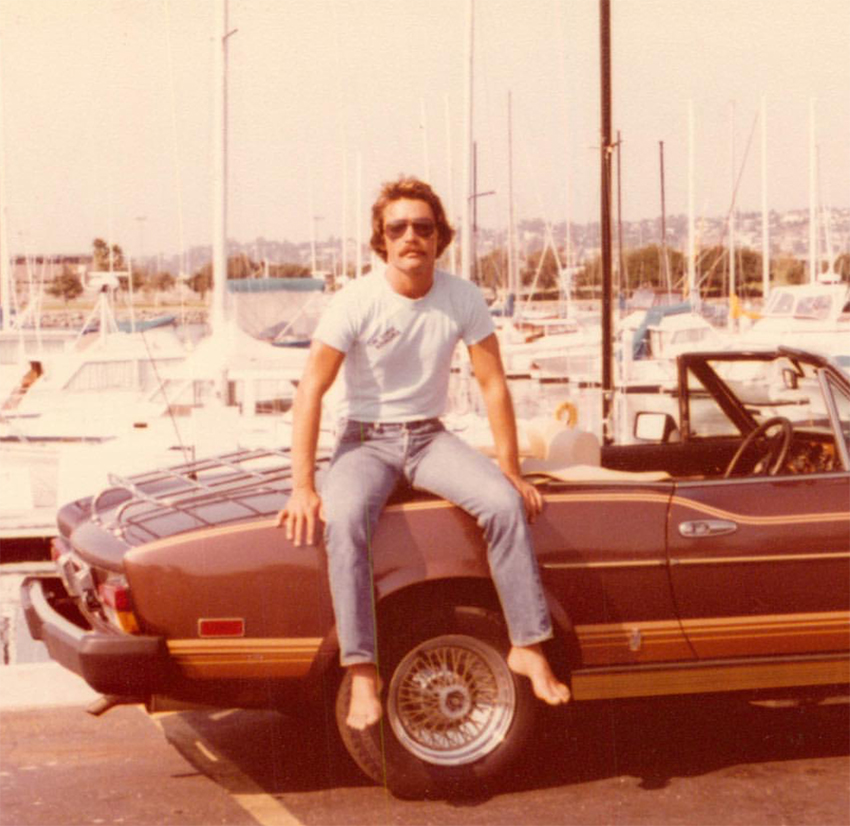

{"left": 277, "top": 487, "right": 324, "bottom": 546}
{"left": 504, "top": 472, "right": 544, "bottom": 523}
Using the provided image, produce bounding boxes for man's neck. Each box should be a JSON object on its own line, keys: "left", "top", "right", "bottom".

{"left": 384, "top": 264, "right": 435, "bottom": 299}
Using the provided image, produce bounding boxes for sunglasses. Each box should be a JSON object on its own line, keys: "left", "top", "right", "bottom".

{"left": 384, "top": 219, "right": 436, "bottom": 240}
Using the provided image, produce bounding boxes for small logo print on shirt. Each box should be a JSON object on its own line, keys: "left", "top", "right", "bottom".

{"left": 368, "top": 327, "right": 401, "bottom": 349}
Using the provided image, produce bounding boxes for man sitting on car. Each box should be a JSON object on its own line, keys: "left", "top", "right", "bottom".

{"left": 279, "top": 176, "right": 570, "bottom": 729}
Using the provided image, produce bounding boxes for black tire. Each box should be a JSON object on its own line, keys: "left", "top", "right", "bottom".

{"left": 336, "top": 605, "right": 537, "bottom": 799}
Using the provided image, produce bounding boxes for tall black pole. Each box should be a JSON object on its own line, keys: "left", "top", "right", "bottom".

{"left": 599, "top": 0, "right": 614, "bottom": 444}
{"left": 659, "top": 140, "right": 670, "bottom": 295}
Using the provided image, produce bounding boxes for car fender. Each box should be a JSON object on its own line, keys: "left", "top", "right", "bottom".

{"left": 367, "top": 499, "right": 581, "bottom": 669}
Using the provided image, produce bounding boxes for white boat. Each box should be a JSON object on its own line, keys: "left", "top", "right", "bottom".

{"left": 0, "top": 284, "right": 327, "bottom": 539}
{"left": 496, "top": 314, "right": 596, "bottom": 378}
{"left": 617, "top": 305, "right": 728, "bottom": 391}
{"left": 736, "top": 281, "right": 850, "bottom": 351}
{"left": 529, "top": 303, "right": 727, "bottom": 392}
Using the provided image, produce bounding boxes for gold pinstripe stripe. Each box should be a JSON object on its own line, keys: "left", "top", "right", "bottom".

{"left": 673, "top": 551, "right": 849, "bottom": 565}
{"left": 668, "top": 495, "right": 848, "bottom": 526}
{"left": 544, "top": 490, "right": 848, "bottom": 527}
{"left": 544, "top": 559, "right": 667, "bottom": 570}
{"left": 169, "top": 638, "right": 323, "bottom": 660}
{"left": 574, "top": 612, "right": 850, "bottom": 664}
{"left": 545, "top": 492, "right": 671, "bottom": 506}
{"left": 131, "top": 489, "right": 848, "bottom": 553}
{"left": 577, "top": 611, "right": 850, "bottom": 636}
{"left": 167, "top": 637, "right": 324, "bottom": 677}
{"left": 571, "top": 657, "right": 850, "bottom": 701}
{"left": 678, "top": 612, "right": 850, "bottom": 637}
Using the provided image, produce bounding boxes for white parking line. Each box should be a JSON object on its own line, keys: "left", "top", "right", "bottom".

{"left": 149, "top": 710, "right": 305, "bottom": 826}
{"left": 232, "top": 793, "right": 304, "bottom": 826}
{"left": 194, "top": 740, "right": 219, "bottom": 762}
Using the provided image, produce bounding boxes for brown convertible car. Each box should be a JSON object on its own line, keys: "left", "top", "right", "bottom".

{"left": 22, "top": 346, "right": 850, "bottom": 798}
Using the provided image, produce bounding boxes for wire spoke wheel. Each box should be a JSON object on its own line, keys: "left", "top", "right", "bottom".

{"left": 387, "top": 634, "right": 516, "bottom": 767}
{"left": 336, "top": 606, "right": 539, "bottom": 798}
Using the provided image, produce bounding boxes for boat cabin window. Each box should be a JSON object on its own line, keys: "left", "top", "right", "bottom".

{"left": 794, "top": 294, "right": 833, "bottom": 320}
{"left": 765, "top": 290, "right": 794, "bottom": 315}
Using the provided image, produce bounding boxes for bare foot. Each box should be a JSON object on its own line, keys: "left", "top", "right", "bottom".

{"left": 346, "top": 664, "right": 383, "bottom": 730}
{"left": 507, "top": 644, "right": 571, "bottom": 705}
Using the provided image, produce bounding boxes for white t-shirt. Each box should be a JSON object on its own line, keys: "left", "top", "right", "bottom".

{"left": 313, "top": 270, "right": 494, "bottom": 422}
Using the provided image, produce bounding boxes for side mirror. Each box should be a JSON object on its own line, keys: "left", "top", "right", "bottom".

{"left": 782, "top": 367, "right": 799, "bottom": 390}
{"left": 634, "top": 411, "right": 679, "bottom": 443}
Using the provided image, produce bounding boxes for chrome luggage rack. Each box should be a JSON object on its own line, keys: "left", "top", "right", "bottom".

{"left": 90, "top": 447, "right": 330, "bottom": 543}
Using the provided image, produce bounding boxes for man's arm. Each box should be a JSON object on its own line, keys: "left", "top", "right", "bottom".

{"left": 278, "top": 340, "right": 345, "bottom": 545}
{"left": 467, "top": 333, "right": 543, "bottom": 520}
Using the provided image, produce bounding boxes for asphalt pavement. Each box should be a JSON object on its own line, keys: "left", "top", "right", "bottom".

{"left": 2, "top": 562, "right": 849, "bottom": 826}
{"left": 1, "top": 700, "right": 258, "bottom": 826}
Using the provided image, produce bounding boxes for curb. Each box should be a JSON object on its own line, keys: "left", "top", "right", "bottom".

{"left": 0, "top": 662, "right": 100, "bottom": 711}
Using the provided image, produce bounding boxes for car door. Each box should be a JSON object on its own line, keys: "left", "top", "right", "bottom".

{"left": 535, "top": 479, "right": 693, "bottom": 667}
{"left": 667, "top": 471, "right": 850, "bottom": 660}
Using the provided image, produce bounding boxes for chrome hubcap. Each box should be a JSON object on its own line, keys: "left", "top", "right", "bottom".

{"left": 387, "top": 634, "right": 516, "bottom": 767}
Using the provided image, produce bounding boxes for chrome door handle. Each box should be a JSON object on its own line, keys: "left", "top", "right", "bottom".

{"left": 678, "top": 519, "right": 737, "bottom": 538}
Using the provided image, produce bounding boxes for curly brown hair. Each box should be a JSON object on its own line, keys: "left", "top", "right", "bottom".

{"left": 370, "top": 176, "right": 455, "bottom": 262}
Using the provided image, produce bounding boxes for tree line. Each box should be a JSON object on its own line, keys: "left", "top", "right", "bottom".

{"left": 45, "top": 236, "right": 849, "bottom": 306}
{"left": 46, "top": 238, "right": 314, "bottom": 304}
{"left": 474, "top": 244, "right": 850, "bottom": 300}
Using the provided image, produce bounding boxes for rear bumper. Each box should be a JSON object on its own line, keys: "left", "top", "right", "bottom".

{"left": 21, "top": 575, "right": 170, "bottom": 697}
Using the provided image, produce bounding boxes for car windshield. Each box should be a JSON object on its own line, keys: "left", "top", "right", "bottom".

{"left": 828, "top": 375, "right": 850, "bottom": 452}
{"left": 687, "top": 355, "right": 835, "bottom": 438}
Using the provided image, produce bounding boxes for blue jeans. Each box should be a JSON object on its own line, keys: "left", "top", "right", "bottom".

{"left": 320, "top": 418, "right": 554, "bottom": 666}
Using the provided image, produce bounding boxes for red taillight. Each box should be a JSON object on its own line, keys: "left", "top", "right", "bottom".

{"left": 97, "top": 582, "right": 139, "bottom": 633}
{"left": 50, "top": 539, "right": 65, "bottom": 562}
{"left": 198, "top": 618, "right": 245, "bottom": 638}
{"left": 98, "top": 582, "right": 132, "bottom": 611}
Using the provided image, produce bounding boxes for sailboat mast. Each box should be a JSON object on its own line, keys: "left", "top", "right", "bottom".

{"left": 507, "top": 90, "right": 516, "bottom": 300}
{"left": 420, "top": 98, "right": 430, "bottom": 181}
{"left": 687, "top": 100, "right": 696, "bottom": 302}
{"left": 659, "top": 140, "right": 670, "bottom": 295}
{"left": 808, "top": 98, "right": 817, "bottom": 283}
{"left": 760, "top": 96, "right": 770, "bottom": 301}
{"left": 0, "top": 26, "right": 11, "bottom": 332}
{"left": 342, "top": 145, "right": 348, "bottom": 283}
{"left": 356, "top": 150, "right": 363, "bottom": 278}
{"left": 599, "top": 0, "right": 614, "bottom": 444}
{"left": 616, "top": 130, "right": 625, "bottom": 300}
{"left": 309, "top": 174, "right": 317, "bottom": 277}
{"left": 444, "top": 95, "right": 458, "bottom": 275}
{"left": 461, "top": 0, "right": 474, "bottom": 280}
{"left": 211, "top": 0, "right": 230, "bottom": 335}
{"left": 728, "top": 101, "right": 736, "bottom": 319}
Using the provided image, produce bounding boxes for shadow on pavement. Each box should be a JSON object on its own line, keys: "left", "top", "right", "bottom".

{"left": 521, "top": 692, "right": 850, "bottom": 793}
{"left": 155, "top": 690, "right": 849, "bottom": 800}
{"left": 157, "top": 704, "right": 368, "bottom": 796}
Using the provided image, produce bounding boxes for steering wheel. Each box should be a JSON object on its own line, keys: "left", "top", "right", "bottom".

{"left": 723, "top": 416, "right": 793, "bottom": 479}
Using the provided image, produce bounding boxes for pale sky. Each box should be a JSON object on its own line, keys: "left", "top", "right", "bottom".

{"left": 1, "top": 0, "right": 848, "bottom": 261}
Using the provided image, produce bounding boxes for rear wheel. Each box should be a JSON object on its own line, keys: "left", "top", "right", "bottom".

{"left": 336, "top": 605, "right": 537, "bottom": 799}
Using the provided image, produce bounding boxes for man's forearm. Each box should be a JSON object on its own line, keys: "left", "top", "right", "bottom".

{"left": 290, "top": 383, "right": 324, "bottom": 491}
{"left": 482, "top": 380, "right": 522, "bottom": 477}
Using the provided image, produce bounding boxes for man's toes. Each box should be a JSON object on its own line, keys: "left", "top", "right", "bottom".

{"left": 530, "top": 677, "right": 571, "bottom": 706}
{"left": 346, "top": 702, "right": 382, "bottom": 730}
